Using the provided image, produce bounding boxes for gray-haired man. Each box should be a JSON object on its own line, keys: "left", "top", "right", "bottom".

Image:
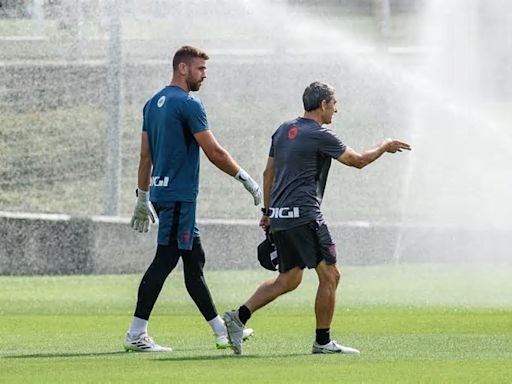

{"left": 224, "top": 81, "right": 411, "bottom": 355}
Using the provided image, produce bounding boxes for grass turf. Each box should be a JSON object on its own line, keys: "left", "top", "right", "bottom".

{"left": 1, "top": 265, "right": 511, "bottom": 383}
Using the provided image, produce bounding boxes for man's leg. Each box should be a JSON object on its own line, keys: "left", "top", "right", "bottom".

{"left": 124, "top": 244, "right": 180, "bottom": 352}
{"left": 312, "top": 261, "right": 359, "bottom": 354}
{"left": 181, "top": 237, "right": 218, "bottom": 321}
{"left": 224, "top": 267, "right": 303, "bottom": 354}
{"left": 181, "top": 237, "right": 251, "bottom": 349}
{"left": 133, "top": 244, "right": 181, "bottom": 321}
{"left": 314, "top": 260, "right": 340, "bottom": 330}
{"left": 245, "top": 267, "right": 304, "bottom": 313}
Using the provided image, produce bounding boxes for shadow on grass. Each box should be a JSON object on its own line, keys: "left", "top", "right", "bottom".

{"left": 3, "top": 351, "right": 128, "bottom": 359}
{"left": 3, "top": 351, "right": 310, "bottom": 361}
{"left": 154, "top": 352, "right": 311, "bottom": 362}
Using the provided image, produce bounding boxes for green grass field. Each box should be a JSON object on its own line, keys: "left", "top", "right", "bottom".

{"left": 1, "top": 264, "right": 512, "bottom": 383}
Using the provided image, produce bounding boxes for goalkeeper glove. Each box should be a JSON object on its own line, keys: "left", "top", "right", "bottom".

{"left": 234, "top": 168, "right": 262, "bottom": 206}
{"left": 130, "top": 189, "right": 156, "bottom": 233}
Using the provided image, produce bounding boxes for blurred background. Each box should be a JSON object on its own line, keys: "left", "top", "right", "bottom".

{"left": 1, "top": 0, "right": 511, "bottom": 273}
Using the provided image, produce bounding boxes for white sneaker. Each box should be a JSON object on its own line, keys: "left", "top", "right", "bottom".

{"left": 123, "top": 333, "right": 172, "bottom": 352}
{"left": 312, "top": 340, "right": 360, "bottom": 354}
{"left": 223, "top": 310, "right": 244, "bottom": 354}
{"left": 216, "top": 327, "right": 254, "bottom": 349}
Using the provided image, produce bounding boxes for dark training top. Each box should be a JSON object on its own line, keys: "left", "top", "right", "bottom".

{"left": 269, "top": 117, "right": 346, "bottom": 232}
{"left": 142, "top": 85, "right": 209, "bottom": 203}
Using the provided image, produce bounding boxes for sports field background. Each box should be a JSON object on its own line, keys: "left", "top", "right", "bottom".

{"left": 1, "top": 264, "right": 511, "bottom": 383}
{"left": 2, "top": 3, "right": 511, "bottom": 383}
{"left": 0, "top": 2, "right": 414, "bottom": 221}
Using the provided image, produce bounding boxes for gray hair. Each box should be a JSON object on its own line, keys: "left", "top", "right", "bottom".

{"left": 302, "top": 82, "right": 335, "bottom": 112}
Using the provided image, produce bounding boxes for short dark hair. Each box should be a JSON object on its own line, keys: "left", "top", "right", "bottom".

{"left": 302, "top": 81, "right": 335, "bottom": 112}
{"left": 172, "top": 45, "right": 209, "bottom": 71}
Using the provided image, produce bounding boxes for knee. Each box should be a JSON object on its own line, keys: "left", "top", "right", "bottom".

{"left": 321, "top": 267, "right": 340, "bottom": 289}
{"left": 183, "top": 240, "right": 206, "bottom": 272}
{"left": 151, "top": 245, "right": 178, "bottom": 275}
{"left": 183, "top": 262, "right": 204, "bottom": 282}
{"left": 277, "top": 274, "right": 302, "bottom": 293}
{"left": 333, "top": 267, "right": 341, "bottom": 285}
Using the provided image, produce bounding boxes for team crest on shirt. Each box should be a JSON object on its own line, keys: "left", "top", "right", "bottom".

{"left": 288, "top": 126, "right": 298, "bottom": 140}
{"left": 157, "top": 96, "right": 166, "bottom": 108}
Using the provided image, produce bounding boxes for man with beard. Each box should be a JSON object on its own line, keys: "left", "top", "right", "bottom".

{"left": 124, "top": 46, "right": 260, "bottom": 352}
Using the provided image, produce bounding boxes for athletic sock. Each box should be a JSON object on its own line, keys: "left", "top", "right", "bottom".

{"left": 128, "top": 316, "right": 148, "bottom": 338}
{"left": 208, "top": 315, "right": 227, "bottom": 337}
{"left": 315, "top": 328, "right": 330, "bottom": 345}
{"left": 238, "top": 305, "right": 251, "bottom": 325}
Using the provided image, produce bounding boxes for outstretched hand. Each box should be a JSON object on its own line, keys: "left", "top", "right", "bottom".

{"left": 384, "top": 139, "right": 411, "bottom": 153}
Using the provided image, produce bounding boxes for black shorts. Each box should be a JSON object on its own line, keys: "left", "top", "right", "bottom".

{"left": 273, "top": 221, "right": 337, "bottom": 273}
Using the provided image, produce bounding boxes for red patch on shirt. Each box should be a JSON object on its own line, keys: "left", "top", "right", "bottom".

{"left": 288, "top": 127, "right": 298, "bottom": 140}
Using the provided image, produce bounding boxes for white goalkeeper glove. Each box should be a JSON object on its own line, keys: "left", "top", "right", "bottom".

{"left": 130, "top": 189, "right": 156, "bottom": 233}
{"left": 234, "top": 168, "right": 262, "bottom": 206}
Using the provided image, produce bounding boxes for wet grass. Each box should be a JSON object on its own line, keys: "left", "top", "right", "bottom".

{"left": 1, "top": 265, "right": 511, "bottom": 383}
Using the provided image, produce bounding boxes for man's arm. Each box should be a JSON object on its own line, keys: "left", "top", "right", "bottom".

{"left": 131, "top": 132, "right": 155, "bottom": 233}
{"left": 259, "top": 156, "right": 275, "bottom": 231}
{"left": 194, "top": 130, "right": 262, "bottom": 205}
{"left": 194, "top": 130, "right": 240, "bottom": 175}
{"left": 262, "top": 157, "right": 275, "bottom": 210}
{"left": 338, "top": 138, "right": 411, "bottom": 169}
{"left": 138, "top": 132, "right": 152, "bottom": 190}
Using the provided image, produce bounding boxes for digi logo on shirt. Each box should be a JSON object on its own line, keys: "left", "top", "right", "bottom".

{"left": 150, "top": 176, "right": 169, "bottom": 187}
{"left": 269, "top": 207, "right": 300, "bottom": 219}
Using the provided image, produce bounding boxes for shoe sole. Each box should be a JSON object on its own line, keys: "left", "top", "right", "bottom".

{"left": 216, "top": 331, "right": 253, "bottom": 350}
{"left": 312, "top": 348, "right": 341, "bottom": 354}
{"left": 312, "top": 348, "right": 360, "bottom": 354}
{"left": 124, "top": 345, "right": 172, "bottom": 352}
